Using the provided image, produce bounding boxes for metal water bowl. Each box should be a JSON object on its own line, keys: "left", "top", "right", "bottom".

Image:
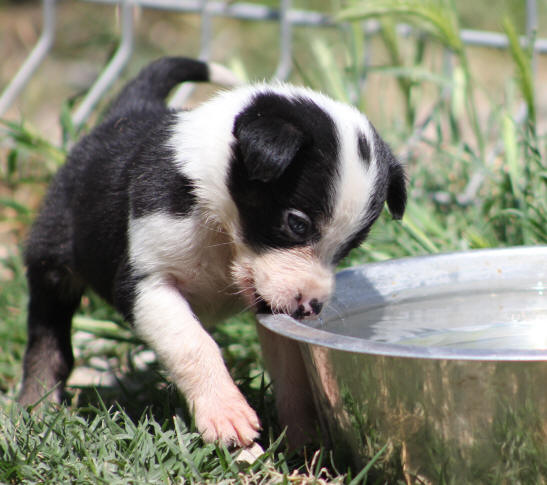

{"left": 258, "top": 247, "right": 547, "bottom": 483}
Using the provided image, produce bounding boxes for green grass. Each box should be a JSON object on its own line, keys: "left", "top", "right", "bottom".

{"left": 1, "top": 0, "right": 546, "bottom": 483}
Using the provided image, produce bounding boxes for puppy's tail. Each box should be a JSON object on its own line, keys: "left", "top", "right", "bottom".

{"left": 107, "top": 56, "right": 242, "bottom": 116}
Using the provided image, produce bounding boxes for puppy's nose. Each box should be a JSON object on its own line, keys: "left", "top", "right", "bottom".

{"left": 292, "top": 297, "right": 324, "bottom": 319}
{"left": 309, "top": 298, "right": 323, "bottom": 315}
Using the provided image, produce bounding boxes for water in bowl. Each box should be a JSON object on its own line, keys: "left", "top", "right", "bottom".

{"left": 318, "top": 285, "right": 547, "bottom": 350}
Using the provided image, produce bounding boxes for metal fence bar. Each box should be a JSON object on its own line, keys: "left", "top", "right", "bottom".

{"left": 199, "top": 0, "right": 213, "bottom": 61}
{"left": 527, "top": 0, "right": 538, "bottom": 38}
{"left": 1, "top": 0, "right": 546, "bottom": 121}
{"left": 84, "top": 0, "right": 547, "bottom": 52}
{"left": 0, "top": 0, "right": 56, "bottom": 116}
{"left": 168, "top": 0, "right": 214, "bottom": 108}
{"left": 273, "top": 0, "right": 292, "bottom": 80}
{"left": 80, "top": 0, "right": 335, "bottom": 26}
{"left": 78, "top": 0, "right": 547, "bottom": 54}
{"left": 170, "top": 0, "right": 293, "bottom": 107}
{"left": 71, "top": 1, "right": 134, "bottom": 128}
{"left": 460, "top": 29, "right": 547, "bottom": 52}
{"left": 526, "top": 0, "right": 538, "bottom": 74}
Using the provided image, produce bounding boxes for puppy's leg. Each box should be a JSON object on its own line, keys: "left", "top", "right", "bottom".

{"left": 19, "top": 263, "right": 83, "bottom": 406}
{"left": 257, "top": 324, "right": 319, "bottom": 449}
{"left": 133, "top": 275, "right": 260, "bottom": 447}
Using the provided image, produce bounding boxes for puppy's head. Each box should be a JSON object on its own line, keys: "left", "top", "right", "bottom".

{"left": 226, "top": 86, "right": 406, "bottom": 319}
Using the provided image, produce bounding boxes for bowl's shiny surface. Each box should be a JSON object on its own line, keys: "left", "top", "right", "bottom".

{"left": 258, "top": 247, "right": 547, "bottom": 483}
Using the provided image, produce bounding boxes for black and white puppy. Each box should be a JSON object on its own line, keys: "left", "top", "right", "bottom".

{"left": 19, "top": 57, "right": 406, "bottom": 448}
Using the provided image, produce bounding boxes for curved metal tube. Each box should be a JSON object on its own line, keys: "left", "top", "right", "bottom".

{"left": 71, "top": 1, "right": 135, "bottom": 129}
{"left": 272, "top": 0, "right": 292, "bottom": 80}
{"left": 526, "top": 0, "right": 538, "bottom": 74}
{"left": 0, "top": 0, "right": 56, "bottom": 117}
{"left": 168, "top": 0, "right": 212, "bottom": 108}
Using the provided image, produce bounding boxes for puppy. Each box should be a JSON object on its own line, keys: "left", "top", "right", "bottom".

{"left": 19, "top": 57, "right": 406, "bottom": 448}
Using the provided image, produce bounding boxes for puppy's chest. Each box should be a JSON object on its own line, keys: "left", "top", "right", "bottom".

{"left": 174, "top": 244, "right": 243, "bottom": 325}
{"left": 129, "top": 213, "right": 244, "bottom": 325}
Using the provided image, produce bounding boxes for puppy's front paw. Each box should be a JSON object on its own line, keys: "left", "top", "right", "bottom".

{"left": 193, "top": 386, "right": 261, "bottom": 447}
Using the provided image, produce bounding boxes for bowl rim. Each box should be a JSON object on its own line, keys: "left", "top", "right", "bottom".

{"left": 257, "top": 246, "right": 547, "bottom": 361}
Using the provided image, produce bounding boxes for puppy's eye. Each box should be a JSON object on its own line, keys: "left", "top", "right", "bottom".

{"left": 283, "top": 209, "right": 312, "bottom": 241}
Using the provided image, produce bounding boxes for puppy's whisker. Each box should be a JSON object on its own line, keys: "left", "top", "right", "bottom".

{"left": 206, "top": 241, "right": 235, "bottom": 249}
{"left": 238, "top": 291, "right": 270, "bottom": 315}
{"left": 217, "top": 279, "right": 240, "bottom": 289}
{"left": 324, "top": 301, "right": 345, "bottom": 324}
{"left": 239, "top": 300, "right": 262, "bottom": 315}
{"left": 227, "top": 286, "right": 255, "bottom": 296}
{"left": 215, "top": 283, "right": 237, "bottom": 293}
{"left": 195, "top": 220, "right": 229, "bottom": 235}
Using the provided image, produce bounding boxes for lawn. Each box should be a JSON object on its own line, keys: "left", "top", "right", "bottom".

{"left": 1, "top": 0, "right": 546, "bottom": 483}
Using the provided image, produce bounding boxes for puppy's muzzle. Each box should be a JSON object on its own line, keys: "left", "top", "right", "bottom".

{"left": 239, "top": 247, "right": 334, "bottom": 321}
{"left": 257, "top": 294, "right": 325, "bottom": 320}
{"left": 292, "top": 296, "right": 323, "bottom": 319}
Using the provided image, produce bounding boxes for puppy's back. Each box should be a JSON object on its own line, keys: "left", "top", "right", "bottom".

{"left": 25, "top": 57, "right": 220, "bottom": 306}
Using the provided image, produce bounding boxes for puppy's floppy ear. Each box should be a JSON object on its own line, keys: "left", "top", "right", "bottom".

{"left": 386, "top": 159, "right": 407, "bottom": 220}
{"left": 372, "top": 126, "right": 407, "bottom": 219}
{"left": 234, "top": 117, "right": 305, "bottom": 183}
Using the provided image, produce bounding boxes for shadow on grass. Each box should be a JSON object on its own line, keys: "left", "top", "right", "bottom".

{"left": 65, "top": 343, "right": 283, "bottom": 455}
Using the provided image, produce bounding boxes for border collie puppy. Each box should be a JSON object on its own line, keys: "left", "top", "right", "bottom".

{"left": 19, "top": 57, "right": 406, "bottom": 448}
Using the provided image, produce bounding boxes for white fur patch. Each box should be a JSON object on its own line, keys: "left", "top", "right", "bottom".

{"left": 231, "top": 246, "right": 333, "bottom": 316}
{"left": 132, "top": 273, "right": 260, "bottom": 446}
{"left": 128, "top": 211, "right": 242, "bottom": 324}
{"left": 168, "top": 88, "right": 253, "bottom": 233}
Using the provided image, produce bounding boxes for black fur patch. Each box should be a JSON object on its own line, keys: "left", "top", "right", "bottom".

{"left": 357, "top": 132, "right": 371, "bottom": 166}
{"left": 67, "top": 114, "right": 184, "bottom": 301}
{"left": 229, "top": 92, "right": 339, "bottom": 251}
{"left": 235, "top": 116, "right": 306, "bottom": 183}
{"left": 371, "top": 126, "right": 407, "bottom": 220}
{"left": 130, "top": 120, "right": 196, "bottom": 218}
{"left": 19, "top": 57, "right": 212, "bottom": 407}
{"left": 332, "top": 126, "right": 407, "bottom": 264}
{"left": 28, "top": 85, "right": 197, "bottom": 305}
